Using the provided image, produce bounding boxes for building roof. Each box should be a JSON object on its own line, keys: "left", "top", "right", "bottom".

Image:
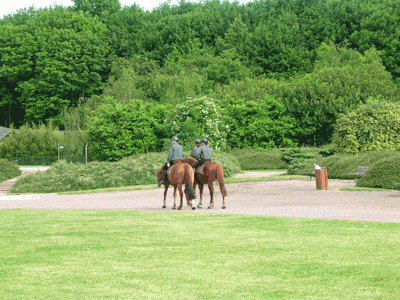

{"left": 0, "top": 126, "right": 11, "bottom": 142}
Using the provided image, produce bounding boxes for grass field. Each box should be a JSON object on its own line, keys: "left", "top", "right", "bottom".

{"left": 0, "top": 210, "right": 399, "bottom": 299}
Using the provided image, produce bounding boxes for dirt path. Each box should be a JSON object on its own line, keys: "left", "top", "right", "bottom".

{"left": 1, "top": 178, "right": 399, "bottom": 223}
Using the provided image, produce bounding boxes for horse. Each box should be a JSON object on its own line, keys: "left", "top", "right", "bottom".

{"left": 181, "top": 157, "right": 228, "bottom": 209}
{"left": 156, "top": 162, "right": 196, "bottom": 210}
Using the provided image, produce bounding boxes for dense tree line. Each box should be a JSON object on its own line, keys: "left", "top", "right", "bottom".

{"left": 1, "top": 0, "right": 400, "bottom": 158}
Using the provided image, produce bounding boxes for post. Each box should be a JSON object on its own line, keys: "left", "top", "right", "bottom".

{"left": 58, "top": 143, "right": 59, "bottom": 161}
{"left": 85, "top": 144, "right": 88, "bottom": 164}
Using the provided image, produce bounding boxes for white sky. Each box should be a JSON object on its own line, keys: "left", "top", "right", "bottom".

{"left": 1, "top": 0, "right": 254, "bottom": 18}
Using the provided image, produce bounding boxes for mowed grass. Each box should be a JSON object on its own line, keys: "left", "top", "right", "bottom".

{"left": 0, "top": 210, "right": 399, "bottom": 299}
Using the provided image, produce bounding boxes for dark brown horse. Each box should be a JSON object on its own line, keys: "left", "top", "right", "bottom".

{"left": 156, "top": 162, "right": 196, "bottom": 210}
{"left": 182, "top": 157, "right": 228, "bottom": 209}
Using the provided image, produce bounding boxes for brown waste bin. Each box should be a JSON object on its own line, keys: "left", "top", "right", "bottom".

{"left": 315, "top": 168, "right": 328, "bottom": 190}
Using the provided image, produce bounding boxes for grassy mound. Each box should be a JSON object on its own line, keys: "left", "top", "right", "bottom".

{"left": 10, "top": 151, "right": 241, "bottom": 193}
{"left": 288, "top": 151, "right": 400, "bottom": 182}
{"left": 0, "top": 159, "right": 21, "bottom": 182}
{"left": 229, "top": 149, "right": 288, "bottom": 170}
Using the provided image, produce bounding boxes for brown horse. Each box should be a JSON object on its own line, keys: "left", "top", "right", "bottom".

{"left": 156, "top": 162, "right": 196, "bottom": 210}
{"left": 182, "top": 157, "right": 228, "bottom": 209}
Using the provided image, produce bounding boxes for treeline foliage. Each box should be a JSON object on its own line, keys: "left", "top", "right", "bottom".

{"left": 1, "top": 0, "right": 400, "bottom": 159}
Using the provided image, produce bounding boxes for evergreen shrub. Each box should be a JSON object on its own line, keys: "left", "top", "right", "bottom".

{"left": 287, "top": 151, "right": 398, "bottom": 181}
{"left": 357, "top": 154, "right": 400, "bottom": 189}
{"left": 0, "top": 159, "right": 21, "bottom": 182}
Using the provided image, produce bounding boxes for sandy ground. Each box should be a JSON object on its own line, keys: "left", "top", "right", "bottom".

{"left": 1, "top": 173, "right": 399, "bottom": 223}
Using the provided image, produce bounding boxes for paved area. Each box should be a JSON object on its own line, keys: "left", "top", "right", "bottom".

{"left": 0, "top": 168, "right": 48, "bottom": 194}
{"left": 1, "top": 177, "right": 399, "bottom": 223}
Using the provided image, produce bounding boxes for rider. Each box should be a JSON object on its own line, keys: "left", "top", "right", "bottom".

{"left": 191, "top": 139, "right": 201, "bottom": 159}
{"left": 192, "top": 138, "right": 212, "bottom": 173}
{"left": 162, "top": 136, "right": 183, "bottom": 185}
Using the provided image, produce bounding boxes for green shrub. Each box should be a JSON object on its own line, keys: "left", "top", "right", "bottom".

{"left": 229, "top": 149, "right": 288, "bottom": 170}
{"left": 164, "top": 96, "right": 229, "bottom": 151}
{"left": 215, "top": 96, "right": 297, "bottom": 149}
{"left": 87, "top": 98, "right": 167, "bottom": 161}
{"left": 282, "top": 148, "right": 322, "bottom": 174}
{"left": 357, "top": 154, "right": 400, "bottom": 189}
{"left": 0, "top": 159, "right": 22, "bottom": 182}
{"left": 11, "top": 151, "right": 240, "bottom": 193}
{"left": 0, "top": 122, "right": 61, "bottom": 159}
{"left": 287, "top": 151, "right": 398, "bottom": 181}
{"left": 333, "top": 100, "right": 400, "bottom": 155}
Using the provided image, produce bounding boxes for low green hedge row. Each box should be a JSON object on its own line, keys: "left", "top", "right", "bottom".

{"left": 0, "top": 159, "right": 21, "bottom": 182}
{"left": 10, "top": 151, "right": 241, "bottom": 193}
{"left": 229, "top": 149, "right": 288, "bottom": 170}
{"left": 288, "top": 151, "right": 400, "bottom": 189}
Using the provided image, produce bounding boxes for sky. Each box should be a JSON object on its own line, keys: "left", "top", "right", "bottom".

{"left": 1, "top": 0, "right": 254, "bottom": 18}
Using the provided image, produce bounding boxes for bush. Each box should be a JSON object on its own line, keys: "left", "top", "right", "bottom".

{"left": 287, "top": 151, "right": 398, "bottom": 181}
{"left": 164, "top": 96, "right": 229, "bottom": 151}
{"left": 0, "top": 159, "right": 21, "bottom": 182}
{"left": 333, "top": 100, "right": 400, "bottom": 155}
{"left": 0, "top": 122, "right": 61, "bottom": 159}
{"left": 357, "top": 154, "right": 400, "bottom": 189}
{"left": 11, "top": 151, "right": 241, "bottom": 193}
{"left": 229, "top": 149, "right": 288, "bottom": 170}
{"left": 215, "top": 95, "right": 297, "bottom": 149}
{"left": 87, "top": 97, "right": 167, "bottom": 161}
{"left": 282, "top": 148, "right": 322, "bottom": 174}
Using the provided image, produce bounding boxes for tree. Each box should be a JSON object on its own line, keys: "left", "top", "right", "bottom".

{"left": 0, "top": 6, "right": 110, "bottom": 126}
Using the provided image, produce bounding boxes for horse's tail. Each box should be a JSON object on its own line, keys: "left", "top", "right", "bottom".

{"left": 184, "top": 163, "right": 196, "bottom": 200}
{"left": 216, "top": 164, "right": 228, "bottom": 197}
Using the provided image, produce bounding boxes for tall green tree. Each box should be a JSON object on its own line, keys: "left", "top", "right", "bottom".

{"left": 0, "top": 6, "right": 110, "bottom": 126}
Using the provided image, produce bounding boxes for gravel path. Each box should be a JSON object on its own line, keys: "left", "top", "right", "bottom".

{"left": 1, "top": 178, "right": 399, "bottom": 223}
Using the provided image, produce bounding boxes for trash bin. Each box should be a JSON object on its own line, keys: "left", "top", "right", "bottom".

{"left": 316, "top": 168, "right": 328, "bottom": 190}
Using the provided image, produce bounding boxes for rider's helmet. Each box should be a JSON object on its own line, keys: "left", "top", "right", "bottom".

{"left": 202, "top": 138, "right": 208, "bottom": 143}
{"left": 171, "top": 136, "right": 178, "bottom": 141}
{"left": 195, "top": 139, "right": 201, "bottom": 143}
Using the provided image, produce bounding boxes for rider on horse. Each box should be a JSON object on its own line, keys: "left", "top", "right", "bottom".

{"left": 192, "top": 138, "right": 212, "bottom": 173}
{"left": 191, "top": 139, "right": 201, "bottom": 159}
{"left": 162, "top": 136, "right": 183, "bottom": 185}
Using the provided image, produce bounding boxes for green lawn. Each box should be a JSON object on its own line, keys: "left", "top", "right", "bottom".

{"left": 0, "top": 210, "right": 399, "bottom": 299}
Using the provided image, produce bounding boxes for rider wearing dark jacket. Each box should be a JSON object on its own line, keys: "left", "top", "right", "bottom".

{"left": 192, "top": 138, "right": 212, "bottom": 172}
{"left": 191, "top": 139, "right": 201, "bottom": 159}
{"left": 162, "top": 136, "right": 183, "bottom": 184}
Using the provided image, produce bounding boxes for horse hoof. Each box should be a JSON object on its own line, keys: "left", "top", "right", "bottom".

{"left": 178, "top": 207, "right": 182, "bottom": 210}
{"left": 172, "top": 206, "right": 176, "bottom": 210}
{"left": 192, "top": 206, "right": 196, "bottom": 210}
{"left": 208, "top": 206, "right": 212, "bottom": 209}
{"left": 222, "top": 206, "right": 226, "bottom": 209}
{"left": 162, "top": 206, "right": 166, "bottom": 209}
{"left": 197, "top": 204, "right": 202, "bottom": 209}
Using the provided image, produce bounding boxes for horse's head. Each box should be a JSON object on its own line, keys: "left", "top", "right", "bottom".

{"left": 156, "top": 169, "right": 163, "bottom": 187}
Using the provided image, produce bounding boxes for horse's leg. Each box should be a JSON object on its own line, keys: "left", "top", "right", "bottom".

{"left": 198, "top": 184, "right": 204, "bottom": 208}
{"left": 189, "top": 181, "right": 197, "bottom": 206}
{"left": 208, "top": 181, "right": 215, "bottom": 209}
{"left": 172, "top": 185, "right": 177, "bottom": 209}
{"left": 178, "top": 184, "right": 184, "bottom": 210}
{"left": 163, "top": 184, "right": 169, "bottom": 208}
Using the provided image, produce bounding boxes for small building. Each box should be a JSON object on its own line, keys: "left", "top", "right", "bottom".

{"left": 0, "top": 126, "right": 11, "bottom": 142}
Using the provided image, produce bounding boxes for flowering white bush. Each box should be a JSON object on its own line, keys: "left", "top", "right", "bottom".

{"left": 165, "top": 96, "right": 229, "bottom": 150}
